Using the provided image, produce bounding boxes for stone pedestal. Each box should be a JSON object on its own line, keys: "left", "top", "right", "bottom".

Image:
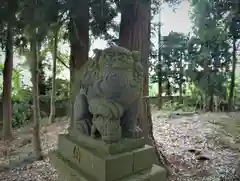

{"left": 49, "top": 131, "right": 166, "bottom": 181}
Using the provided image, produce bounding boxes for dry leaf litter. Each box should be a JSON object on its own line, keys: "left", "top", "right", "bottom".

{"left": 0, "top": 112, "right": 239, "bottom": 181}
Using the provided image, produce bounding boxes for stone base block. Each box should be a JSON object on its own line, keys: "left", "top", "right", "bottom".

{"left": 56, "top": 134, "right": 155, "bottom": 181}
{"left": 49, "top": 133, "right": 167, "bottom": 181}
{"left": 49, "top": 151, "right": 166, "bottom": 181}
{"left": 68, "top": 130, "right": 145, "bottom": 155}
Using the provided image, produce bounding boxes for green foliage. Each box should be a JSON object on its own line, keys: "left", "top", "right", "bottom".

{"left": 151, "top": 0, "right": 239, "bottom": 111}
{"left": 187, "top": 0, "right": 232, "bottom": 102}
{"left": 45, "top": 78, "right": 70, "bottom": 100}
{"left": 234, "top": 77, "right": 240, "bottom": 103}
{"left": 90, "top": 0, "right": 118, "bottom": 38}
{"left": 12, "top": 100, "right": 32, "bottom": 128}
{"left": 152, "top": 31, "right": 189, "bottom": 97}
{"left": 10, "top": 79, "right": 69, "bottom": 128}
{"left": 0, "top": 0, "right": 238, "bottom": 123}
{"left": 0, "top": 63, "right": 22, "bottom": 96}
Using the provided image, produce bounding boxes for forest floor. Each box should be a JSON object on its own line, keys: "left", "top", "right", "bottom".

{"left": 0, "top": 110, "right": 240, "bottom": 181}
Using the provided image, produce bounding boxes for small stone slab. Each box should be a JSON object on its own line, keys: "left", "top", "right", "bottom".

{"left": 119, "top": 164, "right": 167, "bottom": 181}
{"left": 68, "top": 130, "right": 145, "bottom": 155}
{"left": 133, "top": 145, "right": 155, "bottom": 173}
{"left": 49, "top": 151, "right": 95, "bottom": 181}
{"left": 49, "top": 151, "right": 166, "bottom": 181}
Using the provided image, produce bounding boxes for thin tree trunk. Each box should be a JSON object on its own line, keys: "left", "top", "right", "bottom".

{"left": 203, "top": 46, "right": 210, "bottom": 112}
{"left": 203, "top": 94, "right": 208, "bottom": 112}
{"left": 166, "top": 80, "right": 171, "bottom": 97}
{"left": 209, "top": 92, "right": 214, "bottom": 112}
{"left": 157, "top": 12, "right": 162, "bottom": 109}
{"left": 228, "top": 37, "right": 236, "bottom": 111}
{"left": 36, "top": 44, "right": 41, "bottom": 119}
{"left": 30, "top": 37, "right": 43, "bottom": 160}
{"left": 69, "top": 46, "right": 75, "bottom": 130}
{"left": 49, "top": 28, "right": 59, "bottom": 124}
{"left": 179, "top": 55, "right": 183, "bottom": 103}
{"left": 2, "top": 21, "right": 13, "bottom": 140}
{"left": 68, "top": 0, "right": 89, "bottom": 130}
{"left": 38, "top": 59, "right": 46, "bottom": 96}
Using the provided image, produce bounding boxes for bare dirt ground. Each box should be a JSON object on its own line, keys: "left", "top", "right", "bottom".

{"left": 0, "top": 111, "right": 240, "bottom": 181}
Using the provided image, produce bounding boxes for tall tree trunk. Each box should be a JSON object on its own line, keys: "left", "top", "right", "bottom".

{"left": 68, "top": 0, "right": 89, "bottom": 130}
{"left": 209, "top": 92, "right": 214, "bottom": 112}
{"left": 119, "top": 0, "right": 151, "bottom": 136}
{"left": 203, "top": 94, "right": 208, "bottom": 112}
{"left": 203, "top": 46, "right": 210, "bottom": 112}
{"left": 157, "top": 12, "right": 162, "bottom": 109}
{"left": 49, "top": 28, "right": 59, "bottom": 124}
{"left": 166, "top": 80, "right": 171, "bottom": 97}
{"left": 179, "top": 55, "right": 183, "bottom": 103}
{"left": 228, "top": 37, "right": 236, "bottom": 111}
{"left": 119, "top": 0, "right": 150, "bottom": 96}
{"left": 30, "top": 37, "right": 43, "bottom": 160}
{"left": 38, "top": 59, "right": 46, "bottom": 96}
{"left": 119, "top": 0, "right": 169, "bottom": 172}
{"left": 69, "top": 46, "right": 74, "bottom": 129}
{"left": 2, "top": 21, "right": 13, "bottom": 140}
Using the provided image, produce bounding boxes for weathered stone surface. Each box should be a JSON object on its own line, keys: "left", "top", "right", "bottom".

{"left": 48, "top": 45, "right": 166, "bottom": 181}
{"left": 132, "top": 145, "right": 154, "bottom": 173}
{"left": 50, "top": 134, "right": 162, "bottom": 181}
{"left": 49, "top": 151, "right": 94, "bottom": 181}
{"left": 49, "top": 151, "right": 166, "bottom": 181}
{"left": 68, "top": 130, "right": 145, "bottom": 155}
{"left": 73, "top": 46, "right": 144, "bottom": 143}
{"left": 119, "top": 165, "right": 167, "bottom": 181}
{"left": 57, "top": 134, "right": 134, "bottom": 181}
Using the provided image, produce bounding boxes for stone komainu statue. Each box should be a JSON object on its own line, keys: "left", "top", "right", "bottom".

{"left": 74, "top": 46, "right": 143, "bottom": 143}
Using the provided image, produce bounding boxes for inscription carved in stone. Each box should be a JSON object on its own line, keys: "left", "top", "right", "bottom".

{"left": 72, "top": 146, "right": 81, "bottom": 164}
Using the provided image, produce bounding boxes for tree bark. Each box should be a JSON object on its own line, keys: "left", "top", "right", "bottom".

{"left": 30, "top": 37, "right": 43, "bottom": 160}
{"left": 203, "top": 46, "right": 210, "bottom": 112}
{"left": 228, "top": 37, "right": 236, "bottom": 111}
{"left": 179, "top": 54, "right": 183, "bottom": 103}
{"left": 119, "top": 0, "right": 150, "bottom": 96}
{"left": 157, "top": 13, "right": 163, "bottom": 109}
{"left": 139, "top": 97, "right": 171, "bottom": 175}
{"left": 38, "top": 58, "right": 47, "bottom": 96}
{"left": 119, "top": 0, "right": 169, "bottom": 173}
{"left": 2, "top": 21, "right": 14, "bottom": 140}
{"left": 49, "top": 28, "right": 59, "bottom": 124}
{"left": 209, "top": 92, "right": 214, "bottom": 112}
{"left": 68, "top": 0, "right": 89, "bottom": 130}
{"left": 119, "top": 0, "right": 151, "bottom": 134}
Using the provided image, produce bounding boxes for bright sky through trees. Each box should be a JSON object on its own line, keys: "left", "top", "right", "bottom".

{"left": 0, "top": 1, "right": 192, "bottom": 87}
